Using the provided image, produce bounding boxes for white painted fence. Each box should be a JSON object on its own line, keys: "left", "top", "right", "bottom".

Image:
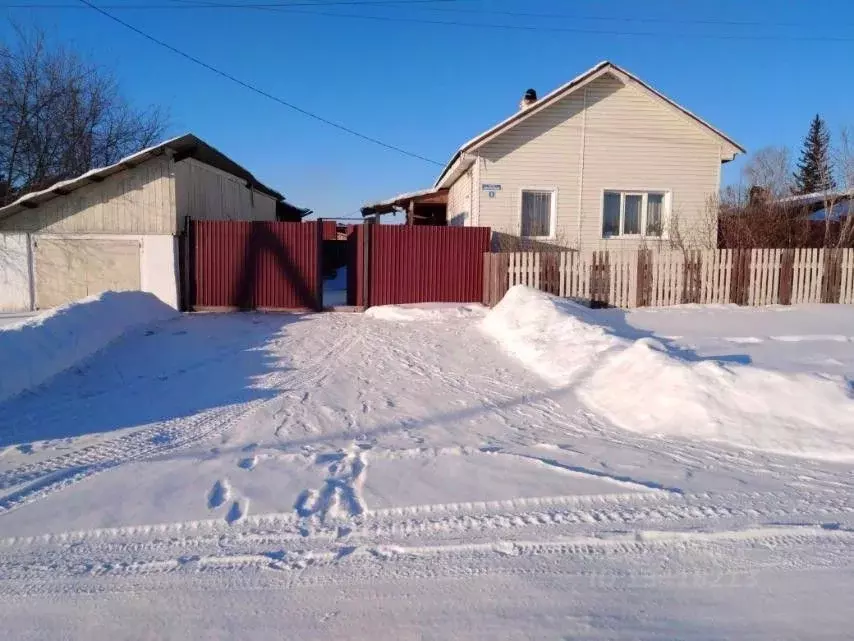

{"left": 484, "top": 248, "right": 854, "bottom": 308}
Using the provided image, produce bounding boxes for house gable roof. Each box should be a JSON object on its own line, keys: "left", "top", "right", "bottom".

{"left": 434, "top": 61, "right": 745, "bottom": 188}
{"left": 0, "top": 133, "right": 288, "bottom": 221}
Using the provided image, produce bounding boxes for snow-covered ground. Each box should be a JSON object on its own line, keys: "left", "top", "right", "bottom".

{"left": 0, "top": 289, "right": 852, "bottom": 639}
{"left": 323, "top": 266, "right": 348, "bottom": 307}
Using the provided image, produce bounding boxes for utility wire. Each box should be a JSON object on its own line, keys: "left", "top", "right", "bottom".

{"left": 10, "top": 1, "right": 853, "bottom": 41}
{"left": 76, "top": 0, "right": 444, "bottom": 165}
{"left": 9, "top": 0, "right": 476, "bottom": 6}
{"left": 195, "top": 6, "right": 854, "bottom": 43}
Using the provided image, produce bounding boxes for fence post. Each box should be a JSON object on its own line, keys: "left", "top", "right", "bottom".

{"left": 182, "top": 216, "right": 193, "bottom": 312}
{"left": 635, "top": 250, "right": 648, "bottom": 307}
{"left": 779, "top": 249, "right": 794, "bottom": 305}
{"left": 483, "top": 253, "right": 492, "bottom": 306}
{"left": 361, "top": 220, "right": 373, "bottom": 308}
{"left": 315, "top": 218, "right": 324, "bottom": 311}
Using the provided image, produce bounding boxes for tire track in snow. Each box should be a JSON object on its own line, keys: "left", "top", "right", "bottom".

{"left": 0, "top": 525, "right": 850, "bottom": 587}
{"left": 0, "top": 487, "right": 849, "bottom": 553}
{"left": 0, "top": 315, "right": 362, "bottom": 516}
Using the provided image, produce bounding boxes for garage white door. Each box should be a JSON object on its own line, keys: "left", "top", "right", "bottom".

{"left": 34, "top": 238, "right": 141, "bottom": 309}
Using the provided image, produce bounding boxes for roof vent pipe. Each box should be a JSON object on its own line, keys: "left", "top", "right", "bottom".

{"left": 519, "top": 88, "right": 537, "bottom": 111}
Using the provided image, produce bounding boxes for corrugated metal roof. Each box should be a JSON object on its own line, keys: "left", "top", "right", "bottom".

{"left": 0, "top": 133, "right": 287, "bottom": 221}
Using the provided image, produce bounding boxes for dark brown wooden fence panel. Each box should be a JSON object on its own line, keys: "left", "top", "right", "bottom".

{"left": 729, "top": 249, "right": 751, "bottom": 306}
{"left": 192, "top": 220, "right": 322, "bottom": 310}
{"left": 778, "top": 249, "right": 795, "bottom": 305}
{"left": 365, "top": 226, "right": 490, "bottom": 306}
{"left": 636, "top": 250, "right": 652, "bottom": 307}
{"left": 822, "top": 249, "right": 843, "bottom": 303}
{"left": 590, "top": 251, "right": 610, "bottom": 306}
{"left": 539, "top": 252, "right": 560, "bottom": 295}
{"left": 682, "top": 250, "right": 703, "bottom": 304}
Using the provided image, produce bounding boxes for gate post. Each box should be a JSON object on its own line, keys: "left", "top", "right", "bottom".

{"left": 315, "top": 218, "right": 324, "bottom": 311}
{"left": 182, "top": 216, "right": 193, "bottom": 311}
{"left": 362, "top": 219, "right": 373, "bottom": 308}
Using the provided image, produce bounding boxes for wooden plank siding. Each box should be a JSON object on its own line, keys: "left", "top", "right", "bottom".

{"left": 483, "top": 248, "right": 854, "bottom": 308}
{"left": 174, "top": 158, "right": 277, "bottom": 227}
{"left": 0, "top": 156, "right": 175, "bottom": 234}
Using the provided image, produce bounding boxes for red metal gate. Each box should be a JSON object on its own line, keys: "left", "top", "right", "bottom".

{"left": 190, "top": 220, "right": 322, "bottom": 310}
{"left": 349, "top": 225, "right": 490, "bottom": 306}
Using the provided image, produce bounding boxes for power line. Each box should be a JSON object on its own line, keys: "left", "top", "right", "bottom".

{"left": 8, "top": 0, "right": 476, "bottom": 6}
{"left": 76, "top": 0, "right": 444, "bottom": 166}
{"left": 10, "top": 1, "right": 853, "bottom": 41}
{"left": 193, "top": 6, "right": 854, "bottom": 43}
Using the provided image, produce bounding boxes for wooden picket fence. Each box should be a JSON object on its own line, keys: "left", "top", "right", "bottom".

{"left": 482, "top": 248, "right": 854, "bottom": 308}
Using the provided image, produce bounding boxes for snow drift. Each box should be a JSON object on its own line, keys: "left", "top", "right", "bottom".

{"left": 0, "top": 291, "right": 178, "bottom": 402}
{"left": 366, "top": 303, "right": 485, "bottom": 323}
{"left": 481, "top": 286, "right": 623, "bottom": 385}
{"left": 483, "top": 286, "right": 854, "bottom": 461}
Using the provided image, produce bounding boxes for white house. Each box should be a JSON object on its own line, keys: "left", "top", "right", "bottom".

{"left": 0, "top": 134, "right": 305, "bottom": 311}
{"left": 375, "top": 61, "right": 743, "bottom": 250}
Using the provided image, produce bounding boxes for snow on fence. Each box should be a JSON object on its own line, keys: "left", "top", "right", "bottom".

{"left": 483, "top": 248, "right": 854, "bottom": 308}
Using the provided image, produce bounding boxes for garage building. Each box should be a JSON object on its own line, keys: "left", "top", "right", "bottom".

{"left": 0, "top": 134, "right": 308, "bottom": 311}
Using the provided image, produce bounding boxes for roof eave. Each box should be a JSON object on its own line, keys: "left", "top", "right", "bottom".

{"left": 0, "top": 133, "right": 285, "bottom": 221}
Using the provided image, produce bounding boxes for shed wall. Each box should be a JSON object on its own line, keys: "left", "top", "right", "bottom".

{"left": 0, "top": 156, "right": 176, "bottom": 234}
{"left": 175, "top": 158, "right": 277, "bottom": 224}
{"left": 0, "top": 233, "right": 31, "bottom": 311}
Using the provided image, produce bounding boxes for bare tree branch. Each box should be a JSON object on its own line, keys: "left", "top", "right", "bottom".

{"left": 0, "top": 22, "right": 168, "bottom": 205}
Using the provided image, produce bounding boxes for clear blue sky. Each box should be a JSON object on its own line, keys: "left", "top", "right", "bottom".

{"left": 3, "top": 0, "right": 853, "bottom": 218}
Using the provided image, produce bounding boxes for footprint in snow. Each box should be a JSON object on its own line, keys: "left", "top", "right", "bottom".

{"left": 208, "top": 479, "right": 231, "bottom": 509}
{"left": 238, "top": 456, "right": 258, "bottom": 470}
{"left": 226, "top": 499, "right": 247, "bottom": 524}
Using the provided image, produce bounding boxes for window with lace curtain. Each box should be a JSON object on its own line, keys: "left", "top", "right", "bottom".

{"left": 602, "top": 190, "right": 668, "bottom": 238}
{"left": 520, "top": 189, "right": 555, "bottom": 238}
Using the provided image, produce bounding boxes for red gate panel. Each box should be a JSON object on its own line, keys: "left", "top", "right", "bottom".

{"left": 366, "top": 225, "right": 490, "bottom": 306}
{"left": 192, "top": 220, "right": 321, "bottom": 310}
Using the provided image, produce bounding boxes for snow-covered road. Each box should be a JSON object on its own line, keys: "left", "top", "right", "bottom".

{"left": 0, "top": 305, "right": 852, "bottom": 639}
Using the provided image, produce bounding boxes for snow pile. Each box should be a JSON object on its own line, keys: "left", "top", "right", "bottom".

{"left": 0, "top": 291, "right": 177, "bottom": 402}
{"left": 484, "top": 286, "right": 854, "bottom": 461}
{"left": 579, "top": 338, "right": 854, "bottom": 461}
{"left": 366, "top": 303, "right": 485, "bottom": 323}
{"left": 481, "top": 285, "right": 625, "bottom": 385}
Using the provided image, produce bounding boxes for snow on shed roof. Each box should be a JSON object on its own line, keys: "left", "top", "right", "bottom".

{"left": 778, "top": 189, "right": 854, "bottom": 207}
{"left": 361, "top": 187, "right": 447, "bottom": 216}
{"left": 0, "top": 133, "right": 286, "bottom": 220}
{"left": 434, "top": 60, "right": 745, "bottom": 188}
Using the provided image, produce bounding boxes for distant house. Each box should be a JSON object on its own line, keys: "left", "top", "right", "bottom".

{"left": 777, "top": 190, "right": 853, "bottom": 222}
{"left": 0, "top": 134, "right": 308, "bottom": 311}
{"left": 364, "top": 61, "right": 744, "bottom": 250}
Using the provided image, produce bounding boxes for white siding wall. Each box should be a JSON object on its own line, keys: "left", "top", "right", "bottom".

{"left": 475, "top": 91, "right": 585, "bottom": 244}
{"left": 579, "top": 75, "right": 720, "bottom": 250}
{"left": 0, "top": 233, "right": 32, "bottom": 311}
{"left": 447, "top": 167, "right": 473, "bottom": 226}
{"left": 470, "top": 73, "right": 723, "bottom": 250}
{"left": 0, "top": 156, "right": 176, "bottom": 235}
{"left": 174, "top": 158, "right": 277, "bottom": 223}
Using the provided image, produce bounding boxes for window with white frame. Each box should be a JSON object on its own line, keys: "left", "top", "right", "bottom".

{"left": 602, "top": 190, "right": 667, "bottom": 238}
{"left": 521, "top": 190, "right": 554, "bottom": 238}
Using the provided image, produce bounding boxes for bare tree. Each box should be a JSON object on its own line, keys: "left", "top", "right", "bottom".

{"left": 668, "top": 196, "right": 720, "bottom": 250}
{"left": 742, "top": 146, "right": 793, "bottom": 198}
{"left": 836, "top": 128, "right": 854, "bottom": 247}
{"left": 0, "top": 23, "right": 167, "bottom": 205}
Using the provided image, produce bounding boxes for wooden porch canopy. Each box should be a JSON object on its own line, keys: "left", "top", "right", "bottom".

{"left": 360, "top": 187, "right": 449, "bottom": 225}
